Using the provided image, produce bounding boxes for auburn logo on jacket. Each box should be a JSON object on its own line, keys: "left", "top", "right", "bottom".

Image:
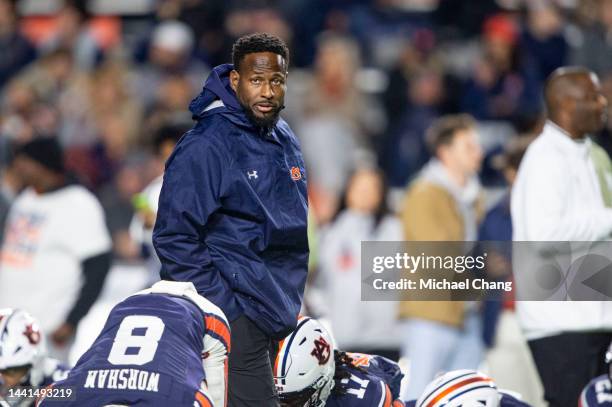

{"left": 290, "top": 166, "right": 302, "bottom": 181}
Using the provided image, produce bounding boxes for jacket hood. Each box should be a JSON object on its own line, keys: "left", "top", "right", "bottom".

{"left": 189, "top": 64, "right": 254, "bottom": 129}
{"left": 420, "top": 159, "right": 480, "bottom": 206}
{"left": 420, "top": 158, "right": 481, "bottom": 240}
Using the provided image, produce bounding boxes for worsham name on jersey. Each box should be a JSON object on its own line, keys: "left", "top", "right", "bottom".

{"left": 84, "top": 369, "right": 160, "bottom": 392}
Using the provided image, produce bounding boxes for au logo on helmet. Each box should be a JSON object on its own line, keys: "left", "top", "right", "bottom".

{"left": 23, "top": 323, "right": 41, "bottom": 345}
{"left": 290, "top": 166, "right": 302, "bottom": 181}
{"left": 311, "top": 337, "right": 331, "bottom": 365}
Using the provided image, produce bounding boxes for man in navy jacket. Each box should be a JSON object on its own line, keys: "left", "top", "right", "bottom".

{"left": 153, "top": 33, "right": 309, "bottom": 406}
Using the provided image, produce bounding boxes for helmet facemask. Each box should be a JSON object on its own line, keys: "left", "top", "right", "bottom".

{"left": 278, "top": 373, "right": 334, "bottom": 407}
{"left": 275, "top": 317, "right": 336, "bottom": 407}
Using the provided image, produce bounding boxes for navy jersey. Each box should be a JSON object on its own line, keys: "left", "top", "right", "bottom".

{"left": 39, "top": 291, "right": 227, "bottom": 407}
{"left": 580, "top": 375, "right": 612, "bottom": 406}
{"left": 345, "top": 353, "right": 403, "bottom": 399}
{"left": 326, "top": 353, "right": 404, "bottom": 407}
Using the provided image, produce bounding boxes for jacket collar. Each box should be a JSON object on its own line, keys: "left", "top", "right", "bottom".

{"left": 543, "top": 120, "right": 592, "bottom": 159}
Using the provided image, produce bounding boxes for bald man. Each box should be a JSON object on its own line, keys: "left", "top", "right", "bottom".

{"left": 512, "top": 67, "right": 612, "bottom": 407}
{"left": 544, "top": 67, "right": 608, "bottom": 140}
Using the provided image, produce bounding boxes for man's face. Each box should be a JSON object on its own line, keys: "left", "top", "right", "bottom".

{"left": 440, "top": 128, "right": 483, "bottom": 177}
{"left": 230, "top": 52, "right": 287, "bottom": 129}
{"left": 571, "top": 73, "right": 608, "bottom": 135}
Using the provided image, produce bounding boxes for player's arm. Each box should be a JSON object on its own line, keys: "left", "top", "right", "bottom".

{"left": 381, "top": 383, "right": 405, "bottom": 407}
{"left": 364, "top": 354, "right": 404, "bottom": 401}
{"left": 201, "top": 312, "right": 231, "bottom": 407}
{"left": 153, "top": 133, "right": 241, "bottom": 320}
{"left": 53, "top": 251, "right": 111, "bottom": 345}
{"left": 194, "top": 387, "right": 215, "bottom": 407}
{"left": 54, "top": 192, "right": 112, "bottom": 346}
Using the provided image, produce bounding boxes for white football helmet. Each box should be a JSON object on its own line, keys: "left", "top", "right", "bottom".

{"left": 0, "top": 309, "right": 45, "bottom": 370}
{"left": 274, "top": 317, "right": 335, "bottom": 407}
{"left": 416, "top": 370, "right": 500, "bottom": 407}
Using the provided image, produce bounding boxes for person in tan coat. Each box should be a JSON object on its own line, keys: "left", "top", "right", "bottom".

{"left": 399, "top": 114, "right": 485, "bottom": 400}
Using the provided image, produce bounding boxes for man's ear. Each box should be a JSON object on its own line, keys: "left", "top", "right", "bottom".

{"left": 230, "top": 70, "right": 239, "bottom": 92}
{"left": 436, "top": 145, "right": 448, "bottom": 164}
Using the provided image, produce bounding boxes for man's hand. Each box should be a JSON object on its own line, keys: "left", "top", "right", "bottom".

{"left": 51, "top": 323, "right": 76, "bottom": 347}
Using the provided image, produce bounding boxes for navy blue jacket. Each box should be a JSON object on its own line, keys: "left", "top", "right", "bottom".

{"left": 153, "top": 64, "right": 309, "bottom": 339}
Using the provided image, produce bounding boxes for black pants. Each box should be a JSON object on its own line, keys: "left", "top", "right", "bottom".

{"left": 528, "top": 332, "right": 612, "bottom": 407}
{"left": 228, "top": 315, "right": 279, "bottom": 407}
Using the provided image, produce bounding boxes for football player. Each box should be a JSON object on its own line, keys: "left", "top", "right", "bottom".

{"left": 405, "top": 370, "right": 532, "bottom": 407}
{"left": 37, "top": 280, "right": 229, "bottom": 407}
{"left": 0, "top": 309, "right": 69, "bottom": 407}
{"left": 579, "top": 342, "right": 612, "bottom": 407}
{"left": 274, "top": 316, "right": 404, "bottom": 406}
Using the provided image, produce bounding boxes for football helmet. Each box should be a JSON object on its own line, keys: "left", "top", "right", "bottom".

{"left": 0, "top": 309, "right": 45, "bottom": 370}
{"left": 416, "top": 370, "right": 500, "bottom": 407}
{"left": 274, "top": 317, "right": 335, "bottom": 407}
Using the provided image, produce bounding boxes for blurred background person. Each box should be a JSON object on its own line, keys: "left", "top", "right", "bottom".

{"left": 521, "top": 1, "right": 568, "bottom": 80}
{"left": 0, "top": 149, "right": 23, "bottom": 246}
{"left": 382, "top": 61, "right": 446, "bottom": 187}
{"left": 571, "top": 0, "right": 612, "bottom": 77}
{"left": 97, "top": 158, "right": 146, "bottom": 265}
{"left": 478, "top": 136, "right": 544, "bottom": 406}
{"left": 314, "top": 166, "right": 402, "bottom": 360}
{"left": 0, "top": 0, "right": 36, "bottom": 91}
{"left": 0, "top": 137, "right": 111, "bottom": 362}
{"left": 399, "top": 114, "right": 485, "bottom": 400}
{"left": 512, "top": 67, "right": 612, "bottom": 407}
{"left": 129, "top": 121, "right": 189, "bottom": 285}
{"left": 131, "top": 20, "right": 206, "bottom": 111}
{"left": 39, "top": 0, "right": 100, "bottom": 71}
{"left": 293, "top": 33, "right": 385, "bottom": 224}
{"left": 461, "top": 13, "right": 542, "bottom": 130}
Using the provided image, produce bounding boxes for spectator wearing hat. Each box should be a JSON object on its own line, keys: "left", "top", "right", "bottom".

{"left": 0, "top": 137, "right": 112, "bottom": 362}
{"left": 132, "top": 20, "right": 208, "bottom": 110}
{"left": 0, "top": 0, "right": 36, "bottom": 90}
{"left": 462, "top": 14, "right": 543, "bottom": 128}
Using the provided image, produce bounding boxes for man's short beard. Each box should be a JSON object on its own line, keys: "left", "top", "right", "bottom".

{"left": 242, "top": 102, "right": 282, "bottom": 130}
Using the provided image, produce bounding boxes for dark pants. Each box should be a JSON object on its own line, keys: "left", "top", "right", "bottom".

{"left": 528, "top": 332, "right": 612, "bottom": 407}
{"left": 228, "top": 315, "right": 279, "bottom": 407}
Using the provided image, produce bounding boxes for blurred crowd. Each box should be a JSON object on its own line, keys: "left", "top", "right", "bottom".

{"left": 4, "top": 0, "right": 612, "bottom": 229}
{"left": 5, "top": 0, "right": 612, "bottom": 405}
{"left": 0, "top": 0, "right": 611, "bottom": 221}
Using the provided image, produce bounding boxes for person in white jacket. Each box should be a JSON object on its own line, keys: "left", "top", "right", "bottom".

{"left": 511, "top": 66, "right": 612, "bottom": 407}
